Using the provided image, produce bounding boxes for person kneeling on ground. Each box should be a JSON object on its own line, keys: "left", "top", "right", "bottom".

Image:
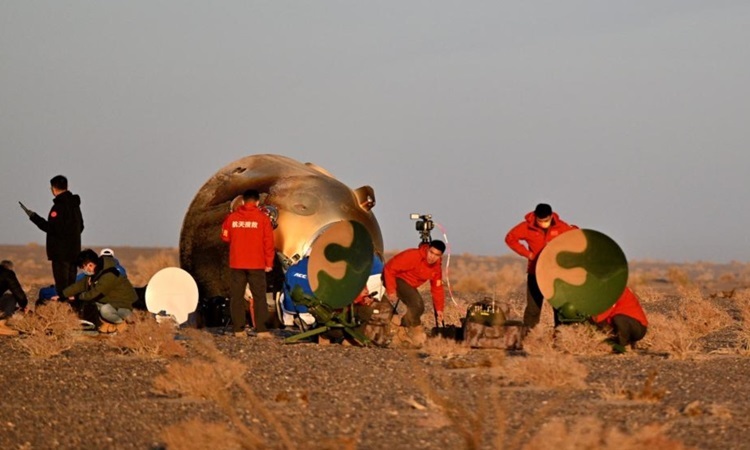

{"left": 592, "top": 287, "right": 648, "bottom": 353}
{"left": 383, "top": 240, "right": 446, "bottom": 347}
{"left": 0, "top": 260, "right": 30, "bottom": 336}
{"left": 61, "top": 249, "right": 137, "bottom": 333}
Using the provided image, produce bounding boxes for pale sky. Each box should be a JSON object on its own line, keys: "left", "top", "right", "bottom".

{"left": 1, "top": 1, "right": 748, "bottom": 263}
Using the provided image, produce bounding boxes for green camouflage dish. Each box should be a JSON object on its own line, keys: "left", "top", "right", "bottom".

{"left": 536, "top": 228, "right": 627, "bottom": 316}
{"left": 307, "top": 220, "right": 374, "bottom": 309}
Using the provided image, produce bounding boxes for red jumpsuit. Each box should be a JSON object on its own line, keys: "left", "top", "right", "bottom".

{"left": 383, "top": 245, "right": 444, "bottom": 327}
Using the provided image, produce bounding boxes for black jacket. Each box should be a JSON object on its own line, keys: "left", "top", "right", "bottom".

{"left": 0, "top": 267, "right": 28, "bottom": 309}
{"left": 30, "top": 190, "right": 84, "bottom": 262}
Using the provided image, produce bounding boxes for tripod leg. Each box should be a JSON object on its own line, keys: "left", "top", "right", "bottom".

{"left": 343, "top": 327, "right": 371, "bottom": 346}
{"left": 284, "top": 325, "right": 329, "bottom": 344}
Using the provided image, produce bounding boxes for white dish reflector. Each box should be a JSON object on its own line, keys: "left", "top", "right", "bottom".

{"left": 145, "top": 267, "right": 199, "bottom": 325}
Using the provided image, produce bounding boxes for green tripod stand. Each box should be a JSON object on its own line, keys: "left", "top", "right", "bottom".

{"left": 283, "top": 286, "right": 370, "bottom": 346}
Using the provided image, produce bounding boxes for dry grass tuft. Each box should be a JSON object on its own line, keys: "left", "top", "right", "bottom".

{"left": 522, "top": 416, "right": 692, "bottom": 450}
{"left": 644, "top": 312, "right": 701, "bottom": 359}
{"left": 736, "top": 289, "right": 750, "bottom": 355}
{"left": 681, "top": 401, "right": 733, "bottom": 419}
{"left": 106, "top": 310, "right": 186, "bottom": 358}
{"left": 598, "top": 370, "right": 665, "bottom": 403}
{"left": 667, "top": 267, "right": 693, "bottom": 289}
{"left": 408, "top": 363, "right": 491, "bottom": 450}
{"left": 129, "top": 251, "right": 179, "bottom": 286}
{"left": 521, "top": 326, "right": 557, "bottom": 355}
{"left": 419, "top": 335, "right": 471, "bottom": 358}
{"left": 503, "top": 353, "right": 588, "bottom": 389}
{"left": 635, "top": 285, "right": 666, "bottom": 304}
{"left": 9, "top": 302, "right": 81, "bottom": 358}
{"left": 154, "top": 358, "right": 244, "bottom": 403}
{"left": 677, "top": 294, "right": 732, "bottom": 336}
{"left": 551, "top": 323, "right": 611, "bottom": 356}
{"left": 153, "top": 329, "right": 294, "bottom": 450}
{"left": 444, "top": 354, "right": 499, "bottom": 370}
{"left": 644, "top": 291, "right": 731, "bottom": 359}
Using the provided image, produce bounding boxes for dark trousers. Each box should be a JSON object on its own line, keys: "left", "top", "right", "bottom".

{"left": 524, "top": 274, "right": 544, "bottom": 328}
{"left": 611, "top": 315, "right": 647, "bottom": 347}
{"left": 0, "top": 293, "right": 16, "bottom": 318}
{"left": 524, "top": 274, "right": 561, "bottom": 328}
{"left": 229, "top": 269, "right": 268, "bottom": 333}
{"left": 395, "top": 278, "right": 424, "bottom": 327}
{"left": 354, "top": 303, "right": 375, "bottom": 333}
{"left": 52, "top": 260, "right": 77, "bottom": 298}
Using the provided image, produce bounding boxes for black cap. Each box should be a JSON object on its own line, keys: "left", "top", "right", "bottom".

{"left": 429, "top": 240, "right": 446, "bottom": 253}
{"left": 534, "top": 203, "right": 552, "bottom": 218}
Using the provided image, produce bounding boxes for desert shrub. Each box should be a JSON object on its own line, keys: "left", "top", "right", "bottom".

{"left": 522, "top": 325, "right": 557, "bottom": 356}
{"left": 738, "top": 265, "right": 750, "bottom": 286}
{"left": 677, "top": 292, "right": 732, "bottom": 336}
{"left": 597, "top": 371, "right": 665, "bottom": 403}
{"left": 667, "top": 267, "right": 693, "bottom": 288}
{"left": 718, "top": 272, "right": 736, "bottom": 283}
{"left": 406, "top": 360, "right": 491, "bottom": 450}
{"left": 681, "top": 400, "right": 733, "bottom": 419}
{"left": 521, "top": 416, "right": 691, "bottom": 450}
{"left": 153, "top": 330, "right": 294, "bottom": 450}
{"left": 737, "top": 289, "right": 750, "bottom": 355}
{"left": 644, "top": 289, "right": 732, "bottom": 358}
{"left": 519, "top": 304, "right": 559, "bottom": 355}
{"left": 694, "top": 266, "right": 718, "bottom": 284}
{"left": 154, "top": 358, "right": 244, "bottom": 403}
{"left": 634, "top": 285, "right": 664, "bottom": 303}
{"left": 552, "top": 323, "right": 611, "bottom": 356}
{"left": 129, "top": 251, "right": 179, "bottom": 286}
{"left": 106, "top": 310, "right": 186, "bottom": 358}
{"left": 675, "top": 283, "right": 702, "bottom": 299}
{"left": 644, "top": 312, "right": 701, "bottom": 359}
{"left": 503, "top": 353, "right": 588, "bottom": 389}
{"left": 419, "top": 335, "right": 471, "bottom": 358}
{"left": 9, "top": 302, "right": 81, "bottom": 358}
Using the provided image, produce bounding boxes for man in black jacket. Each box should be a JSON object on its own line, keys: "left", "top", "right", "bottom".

{"left": 0, "top": 260, "right": 29, "bottom": 336}
{"left": 24, "top": 175, "right": 84, "bottom": 298}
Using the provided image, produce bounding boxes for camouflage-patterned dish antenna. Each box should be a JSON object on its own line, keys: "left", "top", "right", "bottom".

{"left": 307, "top": 220, "right": 374, "bottom": 309}
{"left": 535, "top": 229, "right": 628, "bottom": 316}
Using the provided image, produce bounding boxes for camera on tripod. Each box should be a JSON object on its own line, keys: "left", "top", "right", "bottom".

{"left": 410, "top": 213, "right": 434, "bottom": 243}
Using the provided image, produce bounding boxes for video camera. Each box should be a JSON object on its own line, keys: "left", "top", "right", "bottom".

{"left": 410, "top": 213, "right": 434, "bottom": 243}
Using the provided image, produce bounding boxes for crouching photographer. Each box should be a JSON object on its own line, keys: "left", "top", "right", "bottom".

{"left": 382, "top": 214, "right": 446, "bottom": 347}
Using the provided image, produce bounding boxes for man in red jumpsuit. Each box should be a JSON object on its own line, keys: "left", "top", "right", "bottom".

{"left": 221, "top": 189, "right": 275, "bottom": 338}
{"left": 383, "top": 240, "right": 446, "bottom": 345}
{"left": 593, "top": 287, "right": 648, "bottom": 353}
{"left": 505, "top": 203, "right": 576, "bottom": 328}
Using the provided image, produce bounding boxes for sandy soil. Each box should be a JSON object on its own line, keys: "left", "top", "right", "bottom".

{"left": 1, "top": 245, "right": 749, "bottom": 449}
{"left": 2, "top": 330, "right": 749, "bottom": 449}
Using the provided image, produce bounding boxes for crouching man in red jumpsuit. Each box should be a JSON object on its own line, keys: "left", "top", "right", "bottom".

{"left": 383, "top": 240, "right": 446, "bottom": 347}
{"left": 593, "top": 287, "right": 648, "bottom": 353}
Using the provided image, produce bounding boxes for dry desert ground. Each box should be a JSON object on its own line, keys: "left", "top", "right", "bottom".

{"left": 1, "top": 244, "right": 750, "bottom": 450}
